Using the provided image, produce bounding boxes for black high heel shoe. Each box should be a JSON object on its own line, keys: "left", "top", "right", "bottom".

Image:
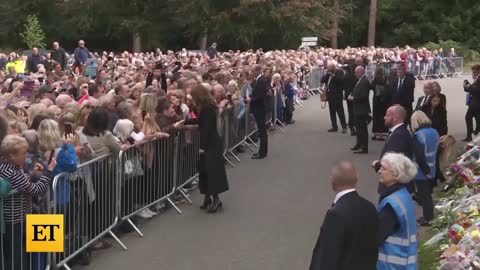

{"left": 207, "top": 201, "right": 223, "bottom": 213}
{"left": 200, "top": 197, "right": 212, "bottom": 210}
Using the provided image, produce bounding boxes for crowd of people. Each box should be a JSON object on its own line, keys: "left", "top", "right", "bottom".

{"left": 0, "top": 40, "right": 465, "bottom": 269}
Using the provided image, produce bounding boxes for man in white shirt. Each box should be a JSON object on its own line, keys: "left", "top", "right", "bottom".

{"left": 310, "top": 161, "right": 378, "bottom": 270}
{"left": 414, "top": 82, "right": 433, "bottom": 111}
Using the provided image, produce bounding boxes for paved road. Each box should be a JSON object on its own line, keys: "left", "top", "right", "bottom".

{"left": 78, "top": 77, "right": 468, "bottom": 270}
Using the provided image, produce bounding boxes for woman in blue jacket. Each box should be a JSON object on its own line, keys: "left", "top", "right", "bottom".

{"left": 410, "top": 111, "right": 439, "bottom": 226}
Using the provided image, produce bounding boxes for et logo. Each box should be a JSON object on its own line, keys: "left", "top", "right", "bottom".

{"left": 26, "top": 214, "right": 64, "bottom": 252}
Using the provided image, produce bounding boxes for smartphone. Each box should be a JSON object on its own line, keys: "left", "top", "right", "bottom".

{"left": 21, "top": 80, "right": 35, "bottom": 98}
{"left": 64, "top": 124, "right": 73, "bottom": 135}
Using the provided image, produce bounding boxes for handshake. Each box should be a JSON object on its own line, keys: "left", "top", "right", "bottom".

{"left": 464, "top": 80, "right": 471, "bottom": 87}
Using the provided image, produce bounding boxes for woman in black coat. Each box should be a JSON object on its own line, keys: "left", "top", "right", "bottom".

{"left": 421, "top": 94, "right": 448, "bottom": 182}
{"left": 186, "top": 83, "right": 229, "bottom": 213}
{"left": 371, "top": 67, "right": 391, "bottom": 140}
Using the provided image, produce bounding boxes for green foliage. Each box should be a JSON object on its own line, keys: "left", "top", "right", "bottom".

{"left": 19, "top": 15, "right": 46, "bottom": 49}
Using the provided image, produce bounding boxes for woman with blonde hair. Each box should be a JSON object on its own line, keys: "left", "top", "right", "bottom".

{"left": 377, "top": 153, "right": 417, "bottom": 270}
{"left": 186, "top": 84, "right": 229, "bottom": 213}
{"left": 27, "top": 103, "right": 48, "bottom": 127}
{"left": 410, "top": 110, "right": 439, "bottom": 226}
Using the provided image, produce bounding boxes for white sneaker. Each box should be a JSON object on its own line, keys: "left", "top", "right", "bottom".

{"left": 137, "top": 209, "right": 152, "bottom": 219}
{"left": 146, "top": 208, "right": 158, "bottom": 216}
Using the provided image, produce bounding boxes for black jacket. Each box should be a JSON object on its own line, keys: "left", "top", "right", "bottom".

{"left": 51, "top": 48, "right": 67, "bottom": 70}
{"left": 465, "top": 77, "right": 480, "bottom": 110}
{"left": 26, "top": 54, "right": 43, "bottom": 73}
{"left": 391, "top": 73, "right": 415, "bottom": 110}
{"left": 250, "top": 75, "right": 269, "bottom": 108}
{"left": 310, "top": 191, "right": 378, "bottom": 270}
{"left": 422, "top": 106, "right": 448, "bottom": 136}
{"left": 375, "top": 124, "right": 414, "bottom": 193}
{"left": 321, "top": 69, "right": 344, "bottom": 100}
{"left": 353, "top": 76, "right": 371, "bottom": 116}
{"left": 415, "top": 95, "right": 431, "bottom": 111}
{"left": 342, "top": 70, "right": 357, "bottom": 100}
{"left": 185, "top": 105, "right": 229, "bottom": 195}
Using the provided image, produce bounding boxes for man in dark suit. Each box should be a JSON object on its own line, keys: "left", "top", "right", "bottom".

{"left": 463, "top": 64, "right": 480, "bottom": 142}
{"left": 310, "top": 160, "right": 378, "bottom": 270}
{"left": 415, "top": 82, "right": 433, "bottom": 111}
{"left": 250, "top": 65, "right": 268, "bottom": 159}
{"left": 348, "top": 66, "right": 371, "bottom": 154}
{"left": 372, "top": 105, "right": 414, "bottom": 194}
{"left": 391, "top": 63, "right": 415, "bottom": 122}
{"left": 321, "top": 63, "right": 347, "bottom": 133}
{"left": 342, "top": 63, "right": 357, "bottom": 136}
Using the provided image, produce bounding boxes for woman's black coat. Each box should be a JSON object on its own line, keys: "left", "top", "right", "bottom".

{"left": 187, "top": 105, "right": 229, "bottom": 195}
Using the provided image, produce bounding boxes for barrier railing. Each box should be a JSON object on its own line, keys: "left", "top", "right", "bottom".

{"left": 51, "top": 154, "right": 125, "bottom": 270}
{"left": 366, "top": 57, "right": 464, "bottom": 81}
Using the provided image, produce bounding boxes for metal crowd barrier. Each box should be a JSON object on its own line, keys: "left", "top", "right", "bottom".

{"left": 306, "top": 68, "right": 325, "bottom": 94}
{"left": 0, "top": 189, "right": 51, "bottom": 270}
{"left": 366, "top": 57, "right": 464, "bottom": 81}
{"left": 51, "top": 154, "right": 125, "bottom": 270}
{"left": 118, "top": 135, "right": 180, "bottom": 242}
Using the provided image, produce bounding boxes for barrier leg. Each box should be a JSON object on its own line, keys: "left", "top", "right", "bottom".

{"left": 63, "top": 264, "right": 73, "bottom": 270}
{"left": 109, "top": 230, "right": 128, "bottom": 251}
{"left": 179, "top": 189, "right": 193, "bottom": 205}
{"left": 127, "top": 217, "right": 144, "bottom": 238}
{"left": 228, "top": 149, "right": 241, "bottom": 162}
{"left": 167, "top": 197, "right": 182, "bottom": 214}
{"left": 246, "top": 136, "right": 258, "bottom": 148}
{"left": 224, "top": 155, "right": 235, "bottom": 167}
{"left": 243, "top": 141, "right": 255, "bottom": 152}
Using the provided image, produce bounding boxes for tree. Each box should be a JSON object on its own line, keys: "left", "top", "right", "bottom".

{"left": 20, "top": 15, "right": 46, "bottom": 48}
{"left": 367, "top": 0, "right": 377, "bottom": 46}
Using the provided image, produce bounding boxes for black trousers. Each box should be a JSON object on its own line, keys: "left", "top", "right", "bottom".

{"left": 415, "top": 180, "right": 434, "bottom": 220}
{"left": 328, "top": 98, "right": 346, "bottom": 129}
{"left": 354, "top": 114, "right": 369, "bottom": 151}
{"left": 252, "top": 105, "right": 268, "bottom": 156}
{"left": 465, "top": 106, "right": 480, "bottom": 137}
{"left": 346, "top": 99, "right": 355, "bottom": 130}
{"left": 404, "top": 104, "right": 413, "bottom": 127}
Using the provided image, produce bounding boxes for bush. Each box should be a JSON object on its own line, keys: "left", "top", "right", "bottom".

{"left": 423, "top": 40, "right": 464, "bottom": 56}
{"left": 19, "top": 15, "right": 46, "bottom": 49}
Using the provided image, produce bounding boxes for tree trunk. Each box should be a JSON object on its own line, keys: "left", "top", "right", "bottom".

{"left": 132, "top": 32, "right": 141, "bottom": 52}
{"left": 199, "top": 33, "right": 207, "bottom": 51}
{"left": 330, "top": 0, "right": 340, "bottom": 49}
{"left": 367, "top": 0, "right": 378, "bottom": 47}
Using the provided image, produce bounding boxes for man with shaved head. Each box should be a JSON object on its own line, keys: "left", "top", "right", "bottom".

{"left": 51, "top": 41, "right": 67, "bottom": 70}
{"left": 372, "top": 105, "right": 414, "bottom": 193}
{"left": 349, "top": 65, "right": 371, "bottom": 153}
{"left": 310, "top": 160, "right": 378, "bottom": 270}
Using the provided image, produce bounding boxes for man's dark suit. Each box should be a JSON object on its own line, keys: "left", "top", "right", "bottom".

{"left": 415, "top": 95, "right": 431, "bottom": 111}
{"left": 321, "top": 69, "right": 346, "bottom": 130}
{"left": 251, "top": 75, "right": 269, "bottom": 157}
{"left": 391, "top": 73, "right": 415, "bottom": 121}
{"left": 374, "top": 124, "right": 414, "bottom": 193}
{"left": 464, "top": 76, "right": 480, "bottom": 138}
{"left": 352, "top": 75, "right": 371, "bottom": 151}
{"left": 309, "top": 191, "right": 378, "bottom": 270}
{"left": 343, "top": 70, "right": 357, "bottom": 131}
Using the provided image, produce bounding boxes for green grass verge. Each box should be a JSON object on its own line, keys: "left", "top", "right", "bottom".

{"left": 418, "top": 238, "right": 440, "bottom": 270}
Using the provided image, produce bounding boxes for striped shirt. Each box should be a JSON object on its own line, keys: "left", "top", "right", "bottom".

{"left": 0, "top": 163, "right": 52, "bottom": 224}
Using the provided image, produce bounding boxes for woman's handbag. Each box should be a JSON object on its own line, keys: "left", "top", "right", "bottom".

{"left": 124, "top": 155, "right": 144, "bottom": 177}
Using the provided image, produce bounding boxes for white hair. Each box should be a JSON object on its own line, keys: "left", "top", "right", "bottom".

{"left": 55, "top": 94, "right": 72, "bottom": 108}
{"left": 113, "top": 119, "right": 134, "bottom": 143}
{"left": 381, "top": 153, "right": 417, "bottom": 184}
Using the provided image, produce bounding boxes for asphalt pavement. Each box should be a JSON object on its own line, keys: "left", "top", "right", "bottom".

{"left": 77, "top": 76, "right": 468, "bottom": 270}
